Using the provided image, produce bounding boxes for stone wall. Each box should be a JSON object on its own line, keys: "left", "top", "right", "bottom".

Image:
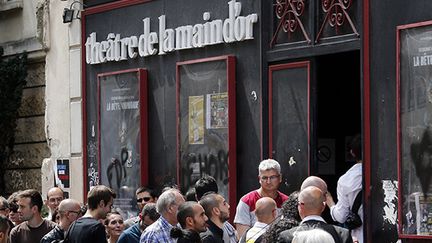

{"left": 4, "top": 61, "right": 49, "bottom": 194}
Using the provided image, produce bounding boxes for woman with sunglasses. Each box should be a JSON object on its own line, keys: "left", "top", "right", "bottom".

{"left": 105, "top": 210, "right": 125, "bottom": 243}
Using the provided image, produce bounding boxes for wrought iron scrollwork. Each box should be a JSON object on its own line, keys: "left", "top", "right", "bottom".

{"left": 271, "top": 0, "right": 311, "bottom": 47}
{"left": 315, "top": 0, "right": 359, "bottom": 43}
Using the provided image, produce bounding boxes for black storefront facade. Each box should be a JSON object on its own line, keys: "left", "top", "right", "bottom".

{"left": 80, "top": 0, "right": 432, "bottom": 242}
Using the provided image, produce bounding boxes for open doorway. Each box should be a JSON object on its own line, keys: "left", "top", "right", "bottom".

{"left": 314, "top": 50, "right": 361, "bottom": 201}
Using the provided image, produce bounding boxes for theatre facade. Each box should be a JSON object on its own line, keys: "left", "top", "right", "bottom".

{"left": 75, "top": 0, "right": 432, "bottom": 242}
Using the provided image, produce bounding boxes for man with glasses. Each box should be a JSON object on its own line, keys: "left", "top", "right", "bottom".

{"left": 234, "top": 159, "right": 288, "bottom": 238}
{"left": 124, "top": 187, "right": 158, "bottom": 228}
{"left": 40, "top": 199, "right": 82, "bottom": 243}
{"left": 45, "top": 187, "right": 64, "bottom": 221}
{"left": 10, "top": 189, "right": 57, "bottom": 243}
{"left": 65, "top": 185, "right": 116, "bottom": 243}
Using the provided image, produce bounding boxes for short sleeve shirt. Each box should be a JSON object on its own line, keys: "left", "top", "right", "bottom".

{"left": 234, "top": 190, "right": 288, "bottom": 227}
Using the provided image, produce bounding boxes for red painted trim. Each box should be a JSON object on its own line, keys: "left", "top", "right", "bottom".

{"left": 396, "top": 20, "right": 403, "bottom": 238}
{"left": 82, "top": 14, "right": 88, "bottom": 201}
{"left": 362, "top": 0, "right": 371, "bottom": 242}
{"left": 397, "top": 19, "right": 432, "bottom": 30}
{"left": 139, "top": 69, "right": 149, "bottom": 187}
{"left": 268, "top": 61, "right": 311, "bottom": 174}
{"left": 83, "top": 0, "right": 152, "bottom": 16}
{"left": 176, "top": 55, "right": 237, "bottom": 220}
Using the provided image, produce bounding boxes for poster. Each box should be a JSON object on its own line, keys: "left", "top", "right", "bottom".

{"left": 399, "top": 23, "right": 432, "bottom": 235}
{"left": 206, "top": 92, "right": 228, "bottom": 129}
{"left": 99, "top": 71, "right": 141, "bottom": 220}
{"left": 188, "top": 96, "right": 205, "bottom": 144}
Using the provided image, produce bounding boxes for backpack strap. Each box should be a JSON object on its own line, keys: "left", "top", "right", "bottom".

{"left": 351, "top": 189, "right": 363, "bottom": 213}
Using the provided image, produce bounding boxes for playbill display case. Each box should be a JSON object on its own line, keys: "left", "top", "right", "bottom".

{"left": 397, "top": 20, "right": 432, "bottom": 239}
{"left": 176, "top": 55, "right": 237, "bottom": 211}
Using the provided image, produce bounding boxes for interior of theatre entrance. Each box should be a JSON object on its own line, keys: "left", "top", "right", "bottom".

{"left": 314, "top": 50, "right": 362, "bottom": 200}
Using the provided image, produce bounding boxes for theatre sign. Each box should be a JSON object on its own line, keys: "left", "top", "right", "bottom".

{"left": 85, "top": 0, "right": 258, "bottom": 65}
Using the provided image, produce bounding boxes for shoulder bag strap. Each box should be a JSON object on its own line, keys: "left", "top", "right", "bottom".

{"left": 352, "top": 189, "right": 363, "bottom": 213}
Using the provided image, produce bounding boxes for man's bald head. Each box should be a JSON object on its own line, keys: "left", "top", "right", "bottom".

{"left": 254, "top": 197, "right": 277, "bottom": 224}
{"left": 58, "top": 199, "right": 81, "bottom": 212}
{"left": 298, "top": 186, "right": 325, "bottom": 218}
{"left": 300, "top": 176, "right": 328, "bottom": 194}
{"left": 46, "top": 187, "right": 64, "bottom": 213}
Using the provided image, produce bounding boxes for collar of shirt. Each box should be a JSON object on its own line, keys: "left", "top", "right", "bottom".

{"left": 301, "top": 215, "right": 326, "bottom": 224}
{"left": 252, "top": 221, "right": 269, "bottom": 229}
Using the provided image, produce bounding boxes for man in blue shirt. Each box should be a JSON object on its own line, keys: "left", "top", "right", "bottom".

{"left": 118, "top": 203, "right": 159, "bottom": 243}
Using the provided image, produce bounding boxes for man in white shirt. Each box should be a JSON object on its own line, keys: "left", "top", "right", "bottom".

{"left": 239, "top": 197, "right": 276, "bottom": 243}
{"left": 326, "top": 134, "right": 363, "bottom": 243}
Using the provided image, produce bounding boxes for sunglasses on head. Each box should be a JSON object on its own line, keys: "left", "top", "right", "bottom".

{"left": 137, "top": 197, "right": 151, "bottom": 203}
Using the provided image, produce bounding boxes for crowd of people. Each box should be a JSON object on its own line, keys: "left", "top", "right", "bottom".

{"left": 0, "top": 136, "right": 362, "bottom": 243}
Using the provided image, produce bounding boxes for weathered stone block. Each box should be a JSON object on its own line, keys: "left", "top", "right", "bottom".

{"left": 18, "top": 87, "right": 45, "bottom": 117}
{"left": 15, "top": 116, "right": 46, "bottom": 143}
{"left": 26, "top": 62, "right": 45, "bottom": 87}
{"left": 5, "top": 143, "right": 50, "bottom": 169}
{"left": 4, "top": 169, "right": 42, "bottom": 194}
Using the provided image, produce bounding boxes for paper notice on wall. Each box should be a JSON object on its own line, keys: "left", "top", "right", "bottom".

{"left": 189, "top": 96, "right": 205, "bottom": 144}
{"left": 206, "top": 92, "right": 228, "bottom": 129}
{"left": 382, "top": 180, "right": 398, "bottom": 225}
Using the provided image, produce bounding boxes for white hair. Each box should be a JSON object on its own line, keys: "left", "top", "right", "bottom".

{"left": 292, "top": 229, "right": 335, "bottom": 243}
{"left": 258, "top": 159, "right": 281, "bottom": 175}
{"left": 156, "top": 189, "right": 179, "bottom": 214}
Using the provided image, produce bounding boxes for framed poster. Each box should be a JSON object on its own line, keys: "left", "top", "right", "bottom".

{"left": 97, "top": 68, "right": 148, "bottom": 220}
{"left": 176, "top": 55, "right": 236, "bottom": 217}
{"left": 397, "top": 20, "right": 432, "bottom": 239}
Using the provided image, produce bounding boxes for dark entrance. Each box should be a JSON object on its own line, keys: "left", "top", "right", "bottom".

{"left": 314, "top": 51, "right": 362, "bottom": 199}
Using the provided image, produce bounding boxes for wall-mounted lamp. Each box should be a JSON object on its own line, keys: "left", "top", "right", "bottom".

{"left": 62, "top": 1, "right": 86, "bottom": 23}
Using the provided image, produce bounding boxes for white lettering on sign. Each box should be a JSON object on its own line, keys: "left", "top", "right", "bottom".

{"left": 85, "top": 0, "right": 258, "bottom": 65}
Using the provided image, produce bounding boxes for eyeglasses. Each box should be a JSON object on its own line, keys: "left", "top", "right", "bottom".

{"left": 260, "top": 175, "right": 280, "bottom": 182}
{"left": 137, "top": 197, "right": 152, "bottom": 203}
{"left": 9, "top": 205, "right": 18, "bottom": 213}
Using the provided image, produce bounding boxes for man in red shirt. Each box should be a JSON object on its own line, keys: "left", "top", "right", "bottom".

{"left": 234, "top": 159, "right": 288, "bottom": 238}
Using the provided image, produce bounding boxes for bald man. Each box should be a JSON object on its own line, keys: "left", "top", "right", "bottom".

{"left": 278, "top": 186, "right": 353, "bottom": 243}
{"left": 239, "top": 197, "right": 276, "bottom": 243}
{"left": 301, "top": 176, "right": 328, "bottom": 193}
{"left": 45, "top": 187, "right": 64, "bottom": 220}
{"left": 41, "top": 199, "right": 82, "bottom": 243}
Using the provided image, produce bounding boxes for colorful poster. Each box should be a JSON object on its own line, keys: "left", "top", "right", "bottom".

{"left": 206, "top": 92, "right": 228, "bottom": 129}
{"left": 189, "top": 96, "right": 205, "bottom": 144}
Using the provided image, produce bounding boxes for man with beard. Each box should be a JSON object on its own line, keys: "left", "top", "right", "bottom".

{"left": 175, "top": 201, "right": 208, "bottom": 233}
{"left": 10, "top": 189, "right": 56, "bottom": 243}
{"left": 199, "top": 192, "right": 231, "bottom": 243}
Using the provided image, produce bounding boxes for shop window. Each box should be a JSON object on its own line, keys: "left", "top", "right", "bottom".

{"left": 397, "top": 20, "right": 432, "bottom": 239}
{"left": 176, "top": 55, "right": 237, "bottom": 216}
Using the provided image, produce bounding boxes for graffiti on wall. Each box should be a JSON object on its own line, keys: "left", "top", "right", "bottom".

{"left": 410, "top": 127, "right": 432, "bottom": 195}
{"left": 382, "top": 180, "right": 398, "bottom": 225}
{"left": 181, "top": 149, "right": 229, "bottom": 199}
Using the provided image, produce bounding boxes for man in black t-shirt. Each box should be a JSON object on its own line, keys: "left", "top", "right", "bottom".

{"left": 66, "top": 185, "right": 116, "bottom": 243}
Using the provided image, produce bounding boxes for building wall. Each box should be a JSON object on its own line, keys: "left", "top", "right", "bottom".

{"left": 0, "top": 0, "right": 83, "bottom": 202}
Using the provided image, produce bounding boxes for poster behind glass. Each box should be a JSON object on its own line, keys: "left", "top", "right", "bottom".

{"left": 400, "top": 23, "right": 432, "bottom": 236}
{"left": 179, "top": 60, "right": 230, "bottom": 202}
{"left": 99, "top": 71, "right": 141, "bottom": 220}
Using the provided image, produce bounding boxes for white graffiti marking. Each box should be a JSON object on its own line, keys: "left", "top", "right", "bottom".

{"left": 382, "top": 180, "right": 398, "bottom": 225}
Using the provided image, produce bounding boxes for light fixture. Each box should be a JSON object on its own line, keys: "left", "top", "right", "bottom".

{"left": 62, "top": 1, "right": 86, "bottom": 24}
